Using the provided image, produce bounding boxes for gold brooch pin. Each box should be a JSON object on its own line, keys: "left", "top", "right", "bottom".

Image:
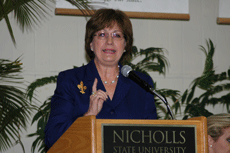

{"left": 77, "top": 81, "right": 87, "bottom": 94}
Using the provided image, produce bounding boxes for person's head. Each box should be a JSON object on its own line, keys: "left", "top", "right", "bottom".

{"left": 207, "top": 113, "right": 230, "bottom": 153}
{"left": 85, "top": 8, "right": 133, "bottom": 64}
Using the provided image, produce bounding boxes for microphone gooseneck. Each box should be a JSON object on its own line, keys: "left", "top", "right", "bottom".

{"left": 121, "top": 65, "right": 176, "bottom": 120}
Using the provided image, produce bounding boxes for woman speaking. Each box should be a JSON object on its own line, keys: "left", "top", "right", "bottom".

{"left": 45, "top": 8, "right": 157, "bottom": 149}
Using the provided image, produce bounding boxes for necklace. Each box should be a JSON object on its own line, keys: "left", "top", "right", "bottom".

{"left": 102, "top": 65, "right": 120, "bottom": 85}
{"left": 103, "top": 75, "right": 119, "bottom": 84}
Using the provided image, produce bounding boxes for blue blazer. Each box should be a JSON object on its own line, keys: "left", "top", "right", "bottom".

{"left": 45, "top": 60, "right": 157, "bottom": 148}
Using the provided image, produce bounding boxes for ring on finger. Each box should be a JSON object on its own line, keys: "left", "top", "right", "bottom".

{"left": 91, "top": 91, "right": 96, "bottom": 96}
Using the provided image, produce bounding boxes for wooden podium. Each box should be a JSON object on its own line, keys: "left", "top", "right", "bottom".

{"left": 48, "top": 116, "right": 208, "bottom": 153}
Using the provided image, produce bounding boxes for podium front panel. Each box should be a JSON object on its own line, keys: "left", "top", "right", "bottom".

{"left": 96, "top": 118, "right": 207, "bottom": 153}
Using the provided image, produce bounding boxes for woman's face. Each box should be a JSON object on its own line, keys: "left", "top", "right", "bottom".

{"left": 90, "top": 23, "right": 126, "bottom": 66}
{"left": 210, "top": 127, "right": 230, "bottom": 153}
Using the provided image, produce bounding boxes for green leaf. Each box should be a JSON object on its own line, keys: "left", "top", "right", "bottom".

{"left": 181, "top": 90, "right": 188, "bottom": 104}
{"left": 26, "top": 76, "right": 57, "bottom": 102}
{"left": 186, "top": 84, "right": 196, "bottom": 104}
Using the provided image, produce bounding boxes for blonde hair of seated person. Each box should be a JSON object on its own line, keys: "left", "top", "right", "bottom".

{"left": 207, "top": 113, "right": 230, "bottom": 153}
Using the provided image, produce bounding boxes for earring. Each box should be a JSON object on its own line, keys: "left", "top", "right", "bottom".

{"left": 209, "top": 145, "right": 212, "bottom": 148}
{"left": 124, "top": 50, "right": 126, "bottom": 52}
{"left": 91, "top": 48, "right": 93, "bottom": 51}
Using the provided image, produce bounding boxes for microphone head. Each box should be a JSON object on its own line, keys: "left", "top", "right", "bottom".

{"left": 121, "top": 65, "right": 132, "bottom": 77}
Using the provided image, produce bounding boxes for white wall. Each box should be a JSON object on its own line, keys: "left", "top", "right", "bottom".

{"left": 1, "top": 0, "right": 230, "bottom": 152}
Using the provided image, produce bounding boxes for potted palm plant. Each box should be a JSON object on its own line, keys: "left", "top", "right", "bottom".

{"left": 181, "top": 39, "right": 230, "bottom": 119}
{"left": 0, "top": 58, "right": 32, "bottom": 152}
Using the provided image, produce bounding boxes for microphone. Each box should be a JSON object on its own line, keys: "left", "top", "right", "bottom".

{"left": 121, "top": 65, "right": 152, "bottom": 92}
{"left": 121, "top": 65, "right": 176, "bottom": 120}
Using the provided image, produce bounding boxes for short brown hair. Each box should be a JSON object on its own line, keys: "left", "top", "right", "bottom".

{"left": 85, "top": 8, "right": 133, "bottom": 63}
{"left": 207, "top": 113, "right": 230, "bottom": 141}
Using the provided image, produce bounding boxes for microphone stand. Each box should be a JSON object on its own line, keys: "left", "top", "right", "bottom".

{"left": 149, "top": 87, "right": 176, "bottom": 120}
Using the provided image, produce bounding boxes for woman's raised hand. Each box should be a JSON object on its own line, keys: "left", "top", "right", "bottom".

{"left": 84, "top": 78, "right": 108, "bottom": 116}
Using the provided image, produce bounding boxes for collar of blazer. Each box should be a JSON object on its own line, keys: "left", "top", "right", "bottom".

{"left": 84, "top": 60, "right": 132, "bottom": 107}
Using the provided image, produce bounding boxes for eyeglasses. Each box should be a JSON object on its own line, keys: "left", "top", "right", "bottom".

{"left": 94, "top": 31, "right": 124, "bottom": 41}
